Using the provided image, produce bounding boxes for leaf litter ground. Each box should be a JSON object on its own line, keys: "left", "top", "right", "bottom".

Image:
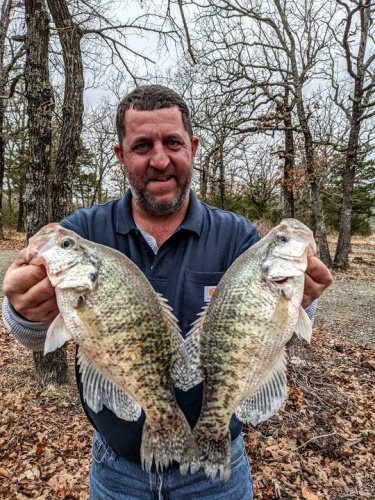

{"left": 0, "top": 234, "right": 374, "bottom": 499}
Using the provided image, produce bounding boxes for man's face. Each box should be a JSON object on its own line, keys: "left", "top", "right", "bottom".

{"left": 114, "top": 106, "right": 199, "bottom": 217}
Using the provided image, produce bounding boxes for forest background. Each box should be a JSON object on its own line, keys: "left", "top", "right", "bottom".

{"left": 0, "top": 1, "right": 374, "bottom": 498}
{"left": 1, "top": 0, "right": 374, "bottom": 265}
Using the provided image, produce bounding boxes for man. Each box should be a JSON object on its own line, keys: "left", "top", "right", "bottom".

{"left": 3, "top": 85, "right": 333, "bottom": 499}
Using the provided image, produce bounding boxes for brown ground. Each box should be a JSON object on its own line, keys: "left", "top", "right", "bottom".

{"left": 0, "top": 232, "right": 374, "bottom": 499}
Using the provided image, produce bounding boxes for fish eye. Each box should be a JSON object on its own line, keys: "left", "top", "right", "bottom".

{"left": 276, "top": 233, "right": 288, "bottom": 244}
{"left": 61, "top": 237, "right": 75, "bottom": 249}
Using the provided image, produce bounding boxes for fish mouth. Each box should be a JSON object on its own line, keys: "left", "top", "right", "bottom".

{"left": 25, "top": 223, "right": 82, "bottom": 280}
{"left": 278, "top": 219, "right": 317, "bottom": 255}
{"left": 25, "top": 224, "right": 59, "bottom": 265}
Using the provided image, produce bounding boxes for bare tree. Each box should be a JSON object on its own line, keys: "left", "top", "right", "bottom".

{"left": 73, "top": 101, "right": 119, "bottom": 206}
{"left": 3, "top": 89, "right": 28, "bottom": 232}
{"left": 0, "top": 0, "right": 24, "bottom": 239}
{"left": 0, "top": 0, "right": 12, "bottom": 240}
{"left": 185, "top": 0, "right": 336, "bottom": 265}
{"left": 331, "top": 0, "right": 375, "bottom": 269}
{"left": 45, "top": 0, "right": 84, "bottom": 221}
{"left": 24, "top": 0, "right": 68, "bottom": 385}
{"left": 241, "top": 142, "right": 281, "bottom": 219}
{"left": 24, "top": 0, "right": 54, "bottom": 237}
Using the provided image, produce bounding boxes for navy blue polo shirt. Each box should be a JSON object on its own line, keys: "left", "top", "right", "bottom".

{"left": 61, "top": 189, "right": 260, "bottom": 463}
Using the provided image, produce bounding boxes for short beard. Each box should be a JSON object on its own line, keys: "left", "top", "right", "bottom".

{"left": 130, "top": 180, "right": 191, "bottom": 217}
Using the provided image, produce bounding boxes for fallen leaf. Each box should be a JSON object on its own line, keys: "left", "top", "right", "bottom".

{"left": 301, "top": 485, "right": 320, "bottom": 500}
{"left": 0, "top": 467, "right": 9, "bottom": 478}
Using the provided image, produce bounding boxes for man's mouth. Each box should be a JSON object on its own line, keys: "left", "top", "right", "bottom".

{"left": 149, "top": 175, "right": 174, "bottom": 182}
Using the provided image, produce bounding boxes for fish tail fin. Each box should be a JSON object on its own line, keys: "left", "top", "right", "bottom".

{"left": 190, "top": 428, "right": 231, "bottom": 482}
{"left": 141, "top": 413, "right": 198, "bottom": 473}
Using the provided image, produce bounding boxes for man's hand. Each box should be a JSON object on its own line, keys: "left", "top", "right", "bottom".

{"left": 2, "top": 249, "right": 58, "bottom": 323}
{"left": 302, "top": 255, "right": 333, "bottom": 309}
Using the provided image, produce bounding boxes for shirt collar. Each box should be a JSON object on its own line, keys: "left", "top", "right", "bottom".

{"left": 115, "top": 189, "right": 203, "bottom": 236}
{"left": 179, "top": 190, "right": 203, "bottom": 236}
{"left": 115, "top": 190, "right": 137, "bottom": 234}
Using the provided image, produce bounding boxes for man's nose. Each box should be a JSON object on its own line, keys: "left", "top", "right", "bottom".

{"left": 149, "top": 144, "right": 169, "bottom": 170}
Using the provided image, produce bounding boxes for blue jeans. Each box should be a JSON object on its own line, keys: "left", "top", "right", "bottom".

{"left": 89, "top": 431, "right": 253, "bottom": 499}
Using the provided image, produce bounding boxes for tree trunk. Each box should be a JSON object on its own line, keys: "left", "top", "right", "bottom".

{"left": 334, "top": 94, "right": 362, "bottom": 269}
{"left": 46, "top": 0, "right": 84, "bottom": 221}
{"left": 200, "top": 157, "right": 209, "bottom": 200}
{"left": 272, "top": 0, "right": 331, "bottom": 266}
{"left": 283, "top": 110, "right": 295, "bottom": 218}
{"left": 0, "top": 0, "right": 13, "bottom": 240}
{"left": 24, "top": 0, "right": 53, "bottom": 237}
{"left": 334, "top": 1, "right": 371, "bottom": 270}
{"left": 25, "top": 0, "right": 67, "bottom": 385}
{"left": 16, "top": 195, "right": 25, "bottom": 232}
{"left": 303, "top": 126, "right": 332, "bottom": 267}
{"left": 295, "top": 88, "right": 332, "bottom": 266}
{"left": 16, "top": 139, "right": 27, "bottom": 232}
{"left": 218, "top": 146, "right": 225, "bottom": 209}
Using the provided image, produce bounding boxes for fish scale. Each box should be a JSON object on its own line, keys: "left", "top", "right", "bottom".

{"left": 186, "top": 218, "right": 316, "bottom": 482}
{"left": 26, "top": 223, "right": 202, "bottom": 473}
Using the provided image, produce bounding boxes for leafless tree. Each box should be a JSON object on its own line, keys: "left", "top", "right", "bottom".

{"left": 45, "top": 0, "right": 84, "bottom": 222}
{"left": 24, "top": 0, "right": 68, "bottom": 385}
{"left": 3, "top": 88, "right": 28, "bottom": 232}
{"left": 0, "top": 0, "right": 24, "bottom": 239}
{"left": 24, "top": 0, "right": 54, "bottom": 237}
{"left": 185, "top": 0, "right": 337, "bottom": 265}
{"left": 330, "top": 0, "right": 375, "bottom": 269}
{"left": 74, "top": 101, "right": 120, "bottom": 206}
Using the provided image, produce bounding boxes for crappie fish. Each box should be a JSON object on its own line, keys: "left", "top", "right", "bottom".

{"left": 185, "top": 219, "right": 316, "bottom": 481}
{"left": 25, "top": 224, "right": 201, "bottom": 472}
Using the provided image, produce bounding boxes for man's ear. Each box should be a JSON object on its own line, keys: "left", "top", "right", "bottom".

{"left": 114, "top": 144, "right": 124, "bottom": 165}
{"left": 191, "top": 136, "right": 199, "bottom": 158}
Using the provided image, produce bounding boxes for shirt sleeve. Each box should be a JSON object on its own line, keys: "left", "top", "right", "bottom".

{"left": 305, "top": 299, "right": 318, "bottom": 324}
{"left": 2, "top": 296, "right": 48, "bottom": 352}
{"left": 60, "top": 212, "right": 88, "bottom": 237}
{"left": 2, "top": 207, "right": 103, "bottom": 352}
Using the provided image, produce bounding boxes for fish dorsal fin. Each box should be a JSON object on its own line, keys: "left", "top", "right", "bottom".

{"left": 157, "top": 293, "right": 203, "bottom": 391}
{"left": 236, "top": 349, "right": 288, "bottom": 426}
{"left": 156, "top": 292, "right": 180, "bottom": 332}
{"left": 44, "top": 314, "right": 72, "bottom": 355}
{"left": 185, "top": 306, "right": 207, "bottom": 367}
{"left": 77, "top": 348, "right": 141, "bottom": 421}
{"left": 294, "top": 306, "right": 313, "bottom": 343}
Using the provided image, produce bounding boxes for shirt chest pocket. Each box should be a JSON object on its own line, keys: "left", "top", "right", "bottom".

{"left": 182, "top": 270, "right": 225, "bottom": 336}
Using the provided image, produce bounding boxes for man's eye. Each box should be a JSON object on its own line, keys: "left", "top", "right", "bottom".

{"left": 133, "top": 142, "right": 150, "bottom": 152}
{"left": 165, "top": 139, "right": 181, "bottom": 148}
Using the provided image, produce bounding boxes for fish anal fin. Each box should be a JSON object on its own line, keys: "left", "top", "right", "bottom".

{"left": 236, "top": 349, "right": 288, "bottom": 426}
{"left": 77, "top": 348, "right": 141, "bottom": 421}
{"left": 44, "top": 314, "right": 72, "bottom": 355}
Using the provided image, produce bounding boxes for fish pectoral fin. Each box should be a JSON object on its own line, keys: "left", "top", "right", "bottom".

{"left": 235, "top": 349, "right": 288, "bottom": 426}
{"left": 294, "top": 306, "right": 313, "bottom": 343}
{"left": 171, "top": 309, "right": 205, "bottom": 391}
{"left": 44, "top": 314, "right": 72, "bottom": 355}
{"left": 77, "top": 348, "right": 142, "bottom": 421}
